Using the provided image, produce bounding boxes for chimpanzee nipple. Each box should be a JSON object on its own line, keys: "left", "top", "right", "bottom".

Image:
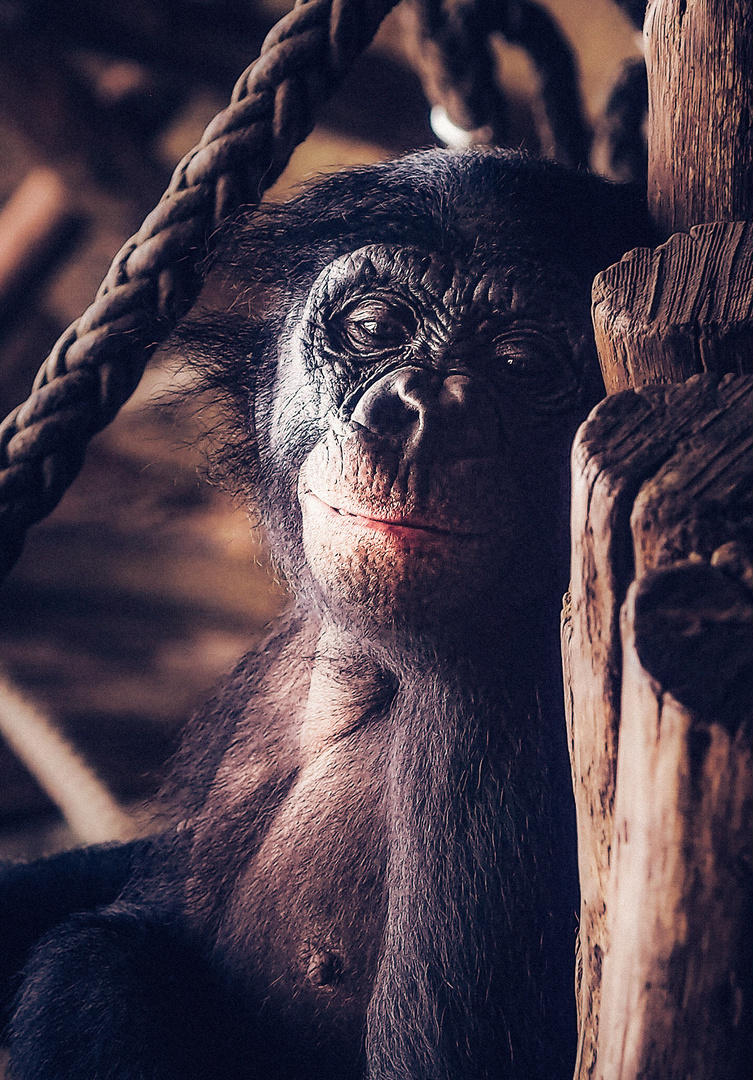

{"left": 306, "top": 949, "right": 344, "bottom": 988}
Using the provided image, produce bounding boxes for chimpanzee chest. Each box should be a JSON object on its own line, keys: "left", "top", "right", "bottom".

{"left": 209, "top": 727, "right": 389, "bottom": 1074}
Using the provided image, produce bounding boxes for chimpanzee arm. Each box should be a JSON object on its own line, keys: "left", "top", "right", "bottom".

{"left": 5, "top": 906, "right": 251, "bottom": 1080}
{"left": 0, "top": 839, "right": 149, "bottom": 1032}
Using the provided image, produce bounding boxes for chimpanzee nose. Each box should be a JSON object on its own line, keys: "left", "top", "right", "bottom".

{"left": 349, "top": 367, "right": 499, "bottom": 456}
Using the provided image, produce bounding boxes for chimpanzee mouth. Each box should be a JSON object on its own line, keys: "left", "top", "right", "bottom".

{"left": 303, "top": 491, "right": 490, "bottom": 539}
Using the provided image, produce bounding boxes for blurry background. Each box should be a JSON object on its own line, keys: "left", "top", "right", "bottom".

{"left": 0, "top": 0, "right": 639, "bottom": 859}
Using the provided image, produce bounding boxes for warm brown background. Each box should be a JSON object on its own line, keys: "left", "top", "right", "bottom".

{"left": 0, "top": 0, "right": 638, "bottom": 859}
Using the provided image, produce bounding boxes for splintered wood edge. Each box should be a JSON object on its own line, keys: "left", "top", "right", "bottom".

{"left": 592, "top": 222, "right": 753, "bottom": 393}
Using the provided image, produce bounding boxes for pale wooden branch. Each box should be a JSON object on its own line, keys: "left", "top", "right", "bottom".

{"left": 0, "top": 669, "right": 140, "bottom": 846}
{"left": 0, "top": 170, "right": 78, "bottom": 323}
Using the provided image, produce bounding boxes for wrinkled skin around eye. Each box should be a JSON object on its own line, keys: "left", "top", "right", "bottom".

{"left": 492, "top": 328, "right": 580, "bottom": 412}
{"left": 328, "top": 298, "right": 418, "bottom": 358}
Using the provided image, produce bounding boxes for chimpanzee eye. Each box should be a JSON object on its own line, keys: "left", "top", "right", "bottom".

{"left": 330, "top": 299, "right": 417, "bottom": 357}
{"left": 493, "top": 329, "right": 567, "bottom": 378}
{"left": 494, "top": 330, "right": 555, "bottom": 374}
{"left": 493, "top": 329, "right": 578, "bottom": 409}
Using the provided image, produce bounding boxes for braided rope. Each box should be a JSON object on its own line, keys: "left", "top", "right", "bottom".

{"left": 0, "top": 0, "right": 399, "bottom": 579}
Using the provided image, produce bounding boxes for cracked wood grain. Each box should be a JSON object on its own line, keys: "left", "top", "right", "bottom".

{"left": 645, "top": 0, "right": 753, "bottom": 236}
{"left": 566, "top": 375, "right": 753, "bottom": 1080}
{"left": 593, "top": 222, "right": 753, "bottom": 393}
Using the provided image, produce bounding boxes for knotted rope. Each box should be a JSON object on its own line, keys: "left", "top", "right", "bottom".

{"left": 0, "top": 0, "right": 399, "bottom": 579}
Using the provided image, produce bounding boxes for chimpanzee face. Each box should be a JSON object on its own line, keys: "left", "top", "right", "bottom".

{"left": 259, "top": 242, "right": 593, "bottom": 645}
{"left": 183, "top": 149, "right": 654, "bottom": 647}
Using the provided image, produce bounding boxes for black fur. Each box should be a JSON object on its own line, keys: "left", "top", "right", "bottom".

{"left": 0, "top": 841, "right": 147, "bottom": 1032}
{"left": 1, "top": 149, "right": 655, "bottom": 1080}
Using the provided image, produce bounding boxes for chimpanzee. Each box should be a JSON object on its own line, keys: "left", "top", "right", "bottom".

{"left": 0, "top": 148, "right": 653, "bottom": 1080}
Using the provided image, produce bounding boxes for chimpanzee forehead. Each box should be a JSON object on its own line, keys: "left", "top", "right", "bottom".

{"left": 306, "top": 244, "right": 584, "bottom": 326}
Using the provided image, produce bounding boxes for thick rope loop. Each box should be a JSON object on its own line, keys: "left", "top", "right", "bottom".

{"left": 0, "top": 0, "right": 400, "bottom": 579}
{"left": 494, "top": 0, "right": 591, "bottom": 169}
{"left": 413, "top": 0, "right": 591, "bottom": 168}
{"left": 592, "top": 56, "right": 648, "bottom": 184}
{"left": 414, "top": 0, "right": 509, "bottom": 139}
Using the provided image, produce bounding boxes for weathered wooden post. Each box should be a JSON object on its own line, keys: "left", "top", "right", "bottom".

{"left": 564, "top": 2, "right": 753, "bottom": 1077}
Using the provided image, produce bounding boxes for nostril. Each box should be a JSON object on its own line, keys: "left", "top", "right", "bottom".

{"left": 349, "top": 368, "right": 431, "bottom": 439}
{"left": 350, "top": 385, "right": 418, "bottom": 437}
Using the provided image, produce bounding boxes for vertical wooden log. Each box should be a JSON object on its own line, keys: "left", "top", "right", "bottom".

{"left": 568, "top": 375, "right": 753, "bottom": 1080}
{"left": 566, "top": 377, "right": 728, "bottom": 1079}
{"left": 598, "top": 567, "right": 753, "bottom": 1080}
{"left": 573, "top": 221, "right": 753, "bottom": 1073}
{"left": 646, "top": 0, "right": 753, "bottom": 235}
{"left": 596, "top": 377, "right": 753, "bottom": 1077}
{"left": 568, "top": 2, "right": 753, "bottom": 1078}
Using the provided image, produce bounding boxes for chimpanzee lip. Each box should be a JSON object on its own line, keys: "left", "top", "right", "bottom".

{"left": 304, "top": 491, "right": 490, "bottom": 538}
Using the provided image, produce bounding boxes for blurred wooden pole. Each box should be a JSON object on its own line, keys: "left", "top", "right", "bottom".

{"left": 0, "top": 169, "right": 77, "bottom": 325}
